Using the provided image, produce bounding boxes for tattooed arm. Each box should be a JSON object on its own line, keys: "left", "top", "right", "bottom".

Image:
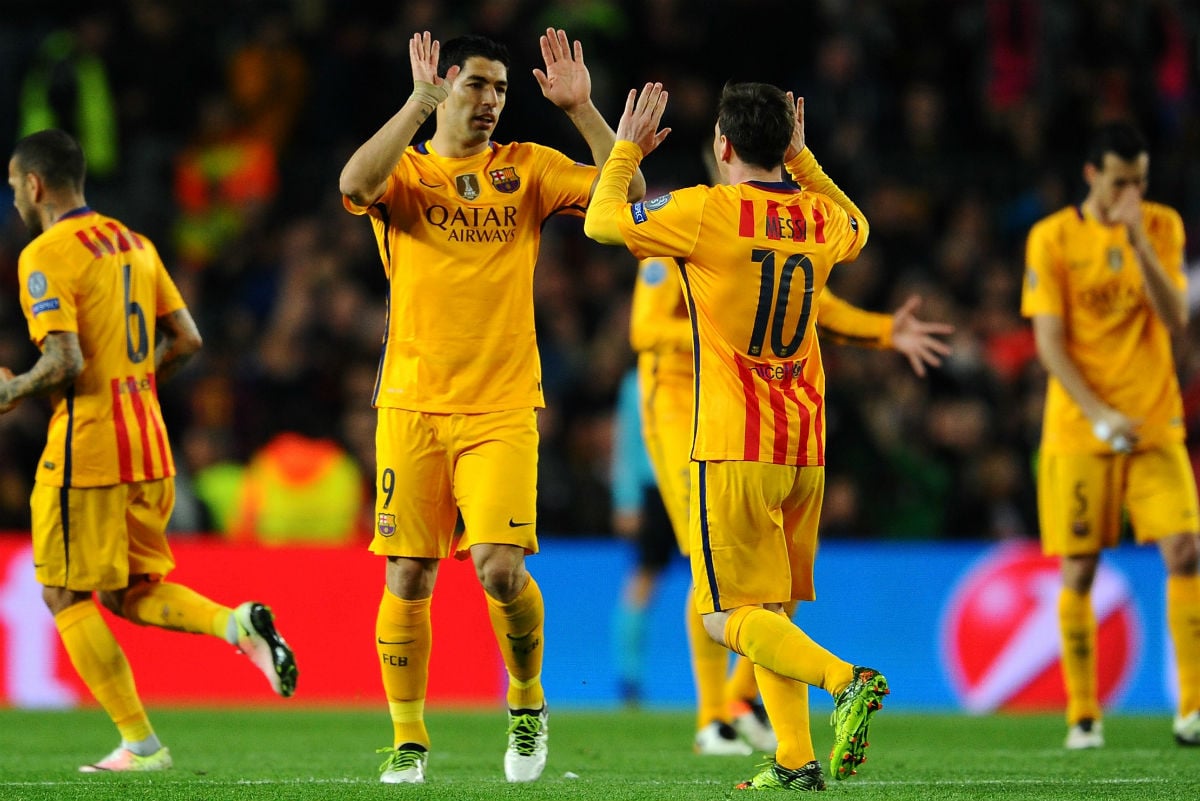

{"left": 0, "top": 332, "right": 84, "bottom": 412}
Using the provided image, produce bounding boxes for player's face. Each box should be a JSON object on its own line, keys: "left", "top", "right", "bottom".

{"left": 443, "top": 56, "right": 508, "bottom": 148}
{"left": 1087, "top": 152, "right": 1148, "bottom": 214}
{"left": 6, "top": 157, "right": 41, "bottom": 237}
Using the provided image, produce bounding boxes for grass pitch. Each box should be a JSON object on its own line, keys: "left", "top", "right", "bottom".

{"left": 1, "top": 707, "right": 1197, "bottom": 800}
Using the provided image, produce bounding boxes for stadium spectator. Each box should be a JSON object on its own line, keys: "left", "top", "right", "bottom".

{"left": 227, "top": 431, "right": 367, "bottom": 546}
{"left": 171, "top": 93, "right": 279, "bottom": 277}
{"left": 584, "top": 82, "right": 888, "bottom": 789}
{"left": 225, "top": 11, "right": 309, "bottom": 154}
{"left": 337, "top": 29, "right": 645, "bottom": 784}
{"left": 1021, "top": 121, "right": 1200, "bottom": 749}
{"left": 17, "top": 13, "right": 119, "bottom": 181}
{"left": 0, "top": 129, "right": 297, "bottom": 771}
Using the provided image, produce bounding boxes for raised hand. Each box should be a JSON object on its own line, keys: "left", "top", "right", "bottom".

{"left": 1108, "top": 185, "right": 1145, "bottom": 230}
{"left": 616, "top": 82, "right": 671, "bottom": 157}
{"left": 409, "top": 31, "right": 458, "bottom": 93}
{"left": 533, "top": 28, "right": 591, "bottom": 110}
{"left": 889, "top": 295, "right": 954, "bottom": 377}
{"left": 784, "top": 93, "right": 806, "bottom": 162}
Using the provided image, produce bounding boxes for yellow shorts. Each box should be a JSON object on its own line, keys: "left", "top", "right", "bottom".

{"left": 640, "top": 364, "right": 693, "bottom": 554}
{"left": 1038, "top": 442, "right": 1200, "bottom": 556}
{"left": 690, "top": 459, "right": 822, "bottom": 613}
{"left": 371, "top": 407, "right": 539, "bottom": 559}
{"left": 31, "top": 478, "right": 176, "bottom": 591}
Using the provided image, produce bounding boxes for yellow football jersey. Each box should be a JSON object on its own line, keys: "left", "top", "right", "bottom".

{"left": 630, "top": 256, "right": 891, "bottom": 381}
{"left": 1021, "top": 202, "right": 1187, "bottom": 454}
{"left": 343, "top": 140, "right": 598, "bottom": 413}
{"left": 630, "top": 256, "right": 693, "bottom": 379}
{"left": 605, "top": 144, "right": 867, "bottom": 466}
{"left": 17, "top": 208, "right": 186, "bottom": 487}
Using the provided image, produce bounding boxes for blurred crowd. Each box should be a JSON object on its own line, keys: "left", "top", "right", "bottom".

{"left": 2, "top": 0, "right": 1200, "bottom": 542}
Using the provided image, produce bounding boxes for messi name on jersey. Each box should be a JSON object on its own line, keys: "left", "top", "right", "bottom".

{"left": 424, "top": 204, "right": 518, "bottom": 243}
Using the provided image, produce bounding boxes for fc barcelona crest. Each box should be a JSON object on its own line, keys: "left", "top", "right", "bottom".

{"left": 455, "top": 173, "right": 481, "bottom": 200}
{"left": 489, "top": 166, "right": 521, "bottom": 193}
{"left": 1107, "top": 246, "right": 1123, "bottom": 271}
{"left": 378, "top": 513, "right": 397, "bottom": 537}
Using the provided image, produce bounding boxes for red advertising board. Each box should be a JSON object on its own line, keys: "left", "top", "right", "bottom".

{"left": 941, "top": 542, "right": 1138, "bottom": 712}
{"left": 0, "top": 536, "right": 504, "bottom": 707}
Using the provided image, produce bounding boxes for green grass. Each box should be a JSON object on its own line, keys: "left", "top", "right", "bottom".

{"left": 1, "top": 707, "right": 1197, "bottom": 800}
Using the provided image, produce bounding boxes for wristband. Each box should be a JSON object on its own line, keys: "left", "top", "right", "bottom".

{"left": 409, "top": 81, "right": 448, "bottom": 109}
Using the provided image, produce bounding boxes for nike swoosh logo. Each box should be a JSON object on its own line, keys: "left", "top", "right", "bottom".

{"left": 377, "top": 638, "right": 416, "bottom": 645}
{"left": 419, "top": 179, "right": 444, "bottom": 188}
{"left": 508, "top": 518, "right": 534, "bottom": 527}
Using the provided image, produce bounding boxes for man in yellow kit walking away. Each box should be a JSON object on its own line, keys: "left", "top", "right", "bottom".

{"left": 3, "top": 128, "right": 297, "bottom": 773}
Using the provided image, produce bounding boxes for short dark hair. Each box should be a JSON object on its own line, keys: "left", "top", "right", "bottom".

{"left": 439, "top": 35, "right": 510, "bottom": 77}
{"left": 12, "top": 129, "right": 86, "bottom": 192}
{"left": 717, "top": 82, "right": 793, "bottom": 172}
{"left": 1085, "top": 121, "right": 1147, "bottom": 169}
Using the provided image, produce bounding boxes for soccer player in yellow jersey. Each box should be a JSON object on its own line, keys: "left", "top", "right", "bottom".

{"left": 631, "top": 252, "right": 949, "bottom": 756}
{"left": 586, "top": 83, "right": 890, "bottom": 789}
{"left": 2, "top": 129, "right": 298, "bottom": 773}
{"left": 1021, "top": 121, "right": 1200, "bottom": 749}
{"left": 338, "top": 30, "right": 645, "bottom": 783}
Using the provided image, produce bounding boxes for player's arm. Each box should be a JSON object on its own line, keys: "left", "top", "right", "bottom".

{"left": 819, "top": 292, "right": 953, "bottom": 377}
{"left": 155, "top": 308, "right": 203, "bottom": 383}
{"left": 584, "top": 83, "right": 671, "bottom": 245}
{"left": 1032, "top": 313, "right": 1137, "bottom": 451}
{"left": 781, "top": 95, "right": 870, "bottom": 249}
{"left": 338, "top": 32, "right": 458, "bottom": 206}
{"left": 631, "top": 307, "right": 691, "bottom": 355}
{"left": 533, "top": 28, "right": 648, "bottom": 202}
{"left": 1112, "top": 192, "right": 1188, "bottom": 334}
{"left": 816, "top": 290, "right": 892, "bottom": 348}
{"left": 630, "top": 262, "right": 691, "bottom": 354}
{"left": 0, "top": 332, "right": 83, "bottom": 412}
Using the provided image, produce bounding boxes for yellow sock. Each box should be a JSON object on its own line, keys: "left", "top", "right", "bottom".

{"left": 1167, "top": 575, "right": 1200, "bottom": 714}
{"left": 723, "top": 606, "right": 852, "bottom": 694}
{"left": 55, "top": 601, "right": 153, "bottom": 743}
{"left": 686, "top": 588, "right": 729, "bottom": 729}
{"left": 122, "top": 580, "right": 229, "bottom": 638}
{"left": 377, "top": 589, "right": 431, "bottom": 748}
{"left": 726, "top": 657, "right": 759, "bottom": 716}
{"left": 1058, "top": 588, "right": 1099, "bottom": 724}
{"left": 486, "top": 576, "right": 545, "bottom": 710}
{"left": 755, "top": 664, "right": 814, "bottom": 769}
